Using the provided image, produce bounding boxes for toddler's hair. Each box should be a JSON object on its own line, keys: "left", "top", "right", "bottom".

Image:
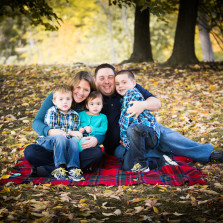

{"left": 52, "top": 85, "right": 72, "bottom": 99}
{"left": 86, "top": 91, "right": 104, "bottom": 105}
{"left": 116, "top": 70, "right": 135, "bottom": 80}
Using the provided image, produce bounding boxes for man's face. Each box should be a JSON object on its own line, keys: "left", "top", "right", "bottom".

{"left": 95, "top": 68, "right": 115, "bottom": 96}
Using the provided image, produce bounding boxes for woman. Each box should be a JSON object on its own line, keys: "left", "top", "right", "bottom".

{"left": 24, "top": 71, "right": 104, "bottom": 177}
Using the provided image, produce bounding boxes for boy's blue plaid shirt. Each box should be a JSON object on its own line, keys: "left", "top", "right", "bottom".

{"left": 119, "top": 88, "right": 160, "bottom": 150}
{"left": 44, "top": 106, "right": 80, "bottom": 134}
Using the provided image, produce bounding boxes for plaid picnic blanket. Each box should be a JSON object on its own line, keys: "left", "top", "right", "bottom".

{"left": 0, "top": 154, "right": 206, "bottom": 186}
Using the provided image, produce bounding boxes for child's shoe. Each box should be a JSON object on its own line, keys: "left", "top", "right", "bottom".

{"left": 51, "top": 167, "right": 68, "bottom": 180}
{"left": 68, "top": 168, "right": 85, "bottom": 181}
{"left": 163, "top": 155, "right": 178, "bottom": 166}
{"left": 131, "top": 163, "right": 150, "bottom": 173}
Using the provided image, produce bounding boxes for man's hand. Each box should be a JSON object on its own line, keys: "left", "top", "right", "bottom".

{"left": 127, "top": 97, "right": 161, "bottom": 118}
{"left": 48, "top": 129, "right": 67, "bottom": 136}
{"left": 127, "top": 101, "right": 147, "bottom": 118}
{"left": 80, "top": 136, "right": 98, "bottom": 149}
{"left": 70, "top": 131, "right": 83, "bottom": 140}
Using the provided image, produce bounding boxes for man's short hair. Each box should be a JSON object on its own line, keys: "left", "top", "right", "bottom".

{"left": 116, "top": 70, "right": 135, "bottom": 80}
{"left": 95, "top": 63, "right": 116, "bottom": 77}
{"left": 52, "top": 85, "right": 72, "bottom": 99}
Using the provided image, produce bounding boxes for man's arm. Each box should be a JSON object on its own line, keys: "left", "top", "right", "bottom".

{"left": 127, "top": 84, "right": 161, "bottom": 118}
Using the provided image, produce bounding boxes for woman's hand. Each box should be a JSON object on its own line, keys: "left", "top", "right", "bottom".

{"left": 70, "top": 131, "right": 83, "bottom": 140}
{"left": 80, "top": 136, "right": 98, "bottom": 149}
{"left": 48, "top": 129, "right": 67, "bottom": 136}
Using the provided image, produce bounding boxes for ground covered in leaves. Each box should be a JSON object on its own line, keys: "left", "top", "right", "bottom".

{"left": 0, "top": 62, "right": 223, "bottom": 222}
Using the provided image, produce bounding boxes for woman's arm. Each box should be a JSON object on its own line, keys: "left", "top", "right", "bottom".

{"left": 32, "top": 92, "right": 54, "bottom": 136}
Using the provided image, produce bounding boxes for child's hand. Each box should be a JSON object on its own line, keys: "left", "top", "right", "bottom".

{"left": 48, "top": 129, "right": 67, "bottom": 136}
{"left": 84, "top": 126, "right": 92, "bottom": 133}
{"left": 70, "top": 131, "right": 83, "bottom": 140}
{"left": 79, "top": 128, "right": 85, "bottom": 133}
{"left": 120, "top": 140, "right": 125, "bottom": 147}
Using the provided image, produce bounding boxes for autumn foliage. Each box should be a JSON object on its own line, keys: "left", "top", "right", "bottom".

{"left": 0, "top": 63, "right": 223, "bottom": 222}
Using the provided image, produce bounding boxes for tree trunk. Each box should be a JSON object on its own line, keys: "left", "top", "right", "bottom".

{"left": 198, "top": 12, "right": 215, "bottom": 62}
{"left": 125, "top": 3, "right": 153, "bottom": 63}
{"left": 166, "top": 0, "right": 199, "bottom": 66}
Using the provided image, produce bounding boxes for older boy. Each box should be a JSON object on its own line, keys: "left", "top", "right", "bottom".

{"left": 115, "top": 70, "right": 178, "bottom": 172}
{"left": 36, "top": 85, "right": 84, "bottom": 181}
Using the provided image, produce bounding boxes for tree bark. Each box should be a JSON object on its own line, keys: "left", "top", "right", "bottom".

{"left": 125, "top": 3, "right": 153, "bottom": 63}
{"left": 166, "top": 0, "right": 199, "bottom": 66}
{"left": 198, "top": 12, "right": 215, "bottom": 62}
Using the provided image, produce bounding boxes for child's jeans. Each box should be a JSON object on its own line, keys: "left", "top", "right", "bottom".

{"left": 115, "top": 124, "right": 159, "bottom": 171}
{"left": 36, "top": 135, "right": 80, "bottom": 169}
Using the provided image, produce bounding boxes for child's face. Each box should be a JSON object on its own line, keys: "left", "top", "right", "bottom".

{"left": 53, "top": 91, "right": 73, "bottom": 113}
{"left": 115, "top": 74, "right": 136, "bottom": 96}
{"left": 86, "top": 97, "right": 103, "bottom": 115}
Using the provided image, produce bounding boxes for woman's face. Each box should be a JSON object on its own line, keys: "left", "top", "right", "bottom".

{"left": 73, "top": 79, "right": 91, "bottom": 103}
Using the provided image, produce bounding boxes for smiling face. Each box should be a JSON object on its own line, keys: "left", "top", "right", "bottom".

{"left": 115, "top": 73, "right": 136, "bottom": 96}
{"left": 95, "top": 68, "right": 115, "bottom": 96}
{"left": 53, "top": 91, "right": 73, "bottom": 113}
{"left": 73, "top": 79, "right": 91, "bottom": 103}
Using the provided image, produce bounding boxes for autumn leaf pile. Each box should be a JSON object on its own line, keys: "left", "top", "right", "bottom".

{"left": 0, "top": 63, "right": 223, "bottom": 222}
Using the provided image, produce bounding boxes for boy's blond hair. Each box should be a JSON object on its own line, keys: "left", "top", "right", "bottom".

{"left": 52, "top": 85, "right": 72, "bottom": 100}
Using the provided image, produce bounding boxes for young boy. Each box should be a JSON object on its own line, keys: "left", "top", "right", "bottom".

{"left": 75, "top": 91, "right": 108, "bottom": 152}
{"left": 36, "top": 85, "right": 84, "bottom": 181}
{"left": 115, "top": 70, "right": 177, "bottom": 172}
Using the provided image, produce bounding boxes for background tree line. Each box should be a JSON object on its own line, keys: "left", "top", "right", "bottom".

{"left": 0, "top": 0, "right": 222, "bottom": 65}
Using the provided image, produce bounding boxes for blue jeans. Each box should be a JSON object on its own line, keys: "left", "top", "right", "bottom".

{"left": 36, "top": 135, "right": 80, "bottom": 169}
{"left": 115, "top": 124, "right": 159, "bottom": 170}
{"left": 156, "top": 123, "right": 214, "bottom": 163}
{"left": 114, "top": 123, "right": 214, "bottom": 170}
{"left": 25, "top": 137, "right": 103, "bottom": 176}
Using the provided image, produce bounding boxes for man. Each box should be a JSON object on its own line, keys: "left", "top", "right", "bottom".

{"left": 94, "top": 63, "right": 223, "bottom": 170}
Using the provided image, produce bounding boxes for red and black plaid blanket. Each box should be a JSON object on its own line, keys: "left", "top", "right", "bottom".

{"left": 0, "top": 155, "right": 206, "bottom": 186}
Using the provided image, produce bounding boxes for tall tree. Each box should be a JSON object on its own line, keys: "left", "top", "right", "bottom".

{"left": 199, "top": 0, "right": 223, "bottom": 52}
{"left": 127, "top": 1, "right": 153, "bottom": 62}
{"left": 198, "top": 12, "right": 215, "bottom": 62}
{"left": 166, "top": 0, "right": 199, "bottom": 66}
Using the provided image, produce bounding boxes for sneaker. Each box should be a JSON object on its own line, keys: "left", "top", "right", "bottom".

{"left": 131, "top": 163, "right": 150, "bottom": 173}
{"left": 51, "top": 167, "right": 68, "bottom": 180}
{"left": 210, "top": 151, "right": 223, "bottom": 163}
{"left": 163, "top": 155, "right": 178, "bottom": 166}
{"left": 68, "top": 168, "right": 85, "bottom": 181}
{"left": 30, "top": 167, "right": 38, "bottom": 177}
